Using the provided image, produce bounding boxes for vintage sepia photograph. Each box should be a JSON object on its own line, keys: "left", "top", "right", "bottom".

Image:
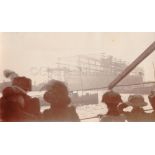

{"left": 1, "top": 1, "right": 155, "bottom": 155}
{"left": 0, "top": 32, "right": 155, "bottom": 122}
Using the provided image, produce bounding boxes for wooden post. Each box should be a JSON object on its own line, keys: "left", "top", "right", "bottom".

{"left": 108, "top": 41, "right": 155, "bottom": 90}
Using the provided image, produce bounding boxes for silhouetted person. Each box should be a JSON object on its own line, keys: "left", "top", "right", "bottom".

{"left": 148, "top": 90, "right": 155, "bottom": 109}
{"left": 100, "top": 91, "right": 126, "bottom": 122}
{"left": 12, "top": 76, "right": 41, "bottom": 117}
{"left": 148, "top": 90, "right": 155, "bottom": 121}
{"left": 123, "top": 95, "right": 148, "bottom": 122}
{"left": 42, "top": 80, "right": 80, "bottom": 122}
{"left": 0, "top": 86, "right": 36, "bottom": 122}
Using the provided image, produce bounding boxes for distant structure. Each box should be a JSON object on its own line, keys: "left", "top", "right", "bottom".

{"left": 46, "top": 53, "right": 144, "bottom": 91}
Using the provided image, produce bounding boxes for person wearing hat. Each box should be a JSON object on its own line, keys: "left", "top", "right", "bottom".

{"left": 123, "top": 95, "right": 148, "bottom": 122}
{"left": 0, "top": 86, "right": 37, "bottom": 122}
{"left": 148, "top": 90, "right": 155, "bottom": 109}
{"left": 148, "top": 90, "right": 155, "bottom": 121}
{"left": 100, "top": 90, "right": 126, "bottom": 122}
{"left": 12, "top": 76, "right": 41, "bottom": 118}
{"left": 42, "top": 80, "right": 80, "bottom": 122}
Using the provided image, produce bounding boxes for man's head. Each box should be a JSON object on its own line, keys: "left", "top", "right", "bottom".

{"left": 102, "top": 90, "right": 122, "bottom": 108}
{"left": 43, "top": 80, "right": 70, "bottom": 107}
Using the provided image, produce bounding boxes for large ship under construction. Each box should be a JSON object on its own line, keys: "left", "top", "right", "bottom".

{"left": 47, "top": 53, "right": 144, "bottom": 91}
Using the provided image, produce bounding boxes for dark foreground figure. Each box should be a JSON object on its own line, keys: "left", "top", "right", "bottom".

{"left": 0, "top": 72, "right": 80, "bottom": 122}
{"left": 121, "top": 95, "right": 148, "bottom": 122}
{"left": 42, "top": 80, "right": 80, "bottom": 122}
{"left": 0, "top": 75, "right": 41, "bottom": 122}
{"left": 100, "top": 91, "right": 126, "bottom": 122}
{"left": 12, "top": 76, "right": 41, "bottom": 117}
{"left": 148, "top": 90, "right": 155, "bottom": 121}
{"left": 0, "top": 86, "right": 37, "bottom": 121}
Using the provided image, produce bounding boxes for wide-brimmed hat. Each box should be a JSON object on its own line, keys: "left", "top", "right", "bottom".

{"left": 102, "top": 91, "right": 122, "bottom": 103}
{"left": 126, "top": 95, "right": 147, "bottom": 107}
{"left": 41, "top": 79, "right": 68, "bottom": 93}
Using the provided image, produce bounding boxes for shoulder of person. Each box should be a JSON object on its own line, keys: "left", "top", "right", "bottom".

{"left": 144, "top": 112, "right": 155, "bottom": 122}
{"left": 68, "top": 105, "right": 79, "bottom": 116}
{"left": 100, "top": 115, "right": 113, "bottom": 122}
{"left": 101, "top": 114, "right": 126, "bottom": 122}
{"left": 67, "top": 104, "right": 80, "bottom": 122}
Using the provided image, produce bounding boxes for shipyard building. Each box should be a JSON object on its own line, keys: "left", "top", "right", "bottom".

{"left": 47, "top": 54, "right": 144, "bottom": 91}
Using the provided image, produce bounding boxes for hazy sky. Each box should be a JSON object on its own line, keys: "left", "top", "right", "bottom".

{"left": 0, "top": 32, "right": 155, "bottom": 84}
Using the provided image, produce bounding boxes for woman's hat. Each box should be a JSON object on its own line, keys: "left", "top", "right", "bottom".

{"left": 126, "top": 95, "right": 147, "bottom": 107}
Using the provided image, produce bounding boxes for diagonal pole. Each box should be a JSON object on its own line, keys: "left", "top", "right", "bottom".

{"left": 108, "top": 41, "right": 155, "bottom": 90}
